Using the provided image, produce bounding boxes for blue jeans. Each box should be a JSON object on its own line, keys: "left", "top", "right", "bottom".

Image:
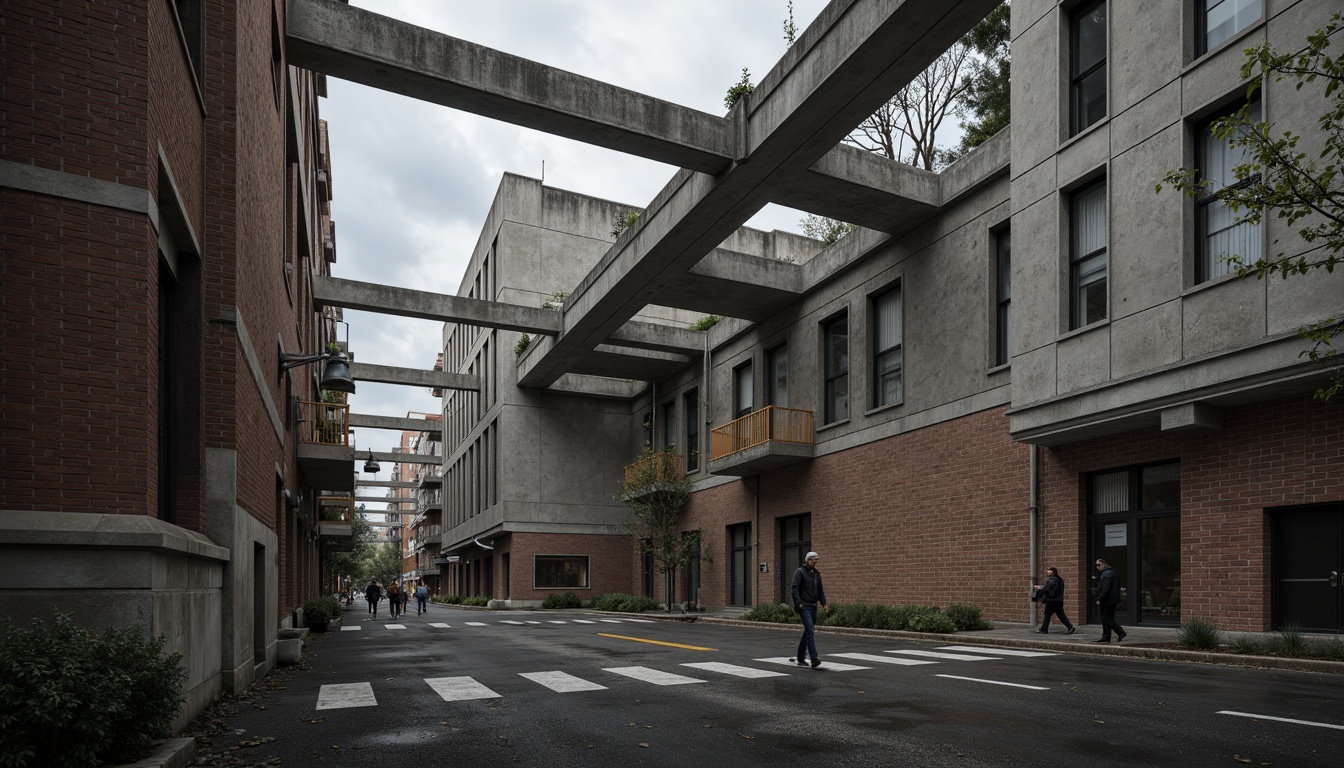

{"left": 796, "top": 604, "right": 819, "bottom": 662}
{"left": 416, "top": 597, "right": 427, "bottom": 614}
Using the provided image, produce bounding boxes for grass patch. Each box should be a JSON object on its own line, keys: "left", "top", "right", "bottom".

{"left": 1178, "top": 617, "right": 1222, "bottom": 650}
{"left": 590, "top": 593, "right": 660, "bottom": 612}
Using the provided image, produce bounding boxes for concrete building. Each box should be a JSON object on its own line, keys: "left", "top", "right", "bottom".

{"left": 1, "top": 0, "right": 355, "bottom": 725}
{"left": 319, "top": 0, "right": 1341, "bottom": 632}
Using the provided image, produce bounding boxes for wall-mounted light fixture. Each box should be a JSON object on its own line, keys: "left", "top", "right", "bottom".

{"left": 363, "top": 450, "right": 381, "bottom": 474}
{"left": 279, "top": 350, "right": 355, "bottom": 393}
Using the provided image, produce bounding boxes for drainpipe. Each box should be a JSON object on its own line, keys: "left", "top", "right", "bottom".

{"left": 1029, "top": 444, "right": 1039, "bottom": 625}
{"left": 754, "top": 475, "right": 761, "bottom": 608}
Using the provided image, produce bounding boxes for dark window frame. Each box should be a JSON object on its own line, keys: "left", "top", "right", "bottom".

{"left": 1070, "top": 180, "right": 1108, "bottom": 330}
{"left": 871, "top": 284, "right": 903, "bottom": 408}
{"left": 1070, "top": 0, "right": 1108, "bottom": 135}
{"left": 684, "top": 389, "right": 700, "bottom": 473}
{"left": 533, "top": 554, "right": 591, "bottom": 590}
{"left": 822, "top": 312, "right": 849, "bottom": 424}
{"left": 766, "top": 344, "right": 788, "bottom": 408}
{"left": 994, "top": 227, "right": 1012, "bottom": 366}
{"left": 1197, "top": 0, "right": 1263, "bottom": 56}
{"left": 733, "top": 361, "right": 754, "bottom": 418}
{"left": 1195, "top": 98, "right": 1262, "bottom": 283}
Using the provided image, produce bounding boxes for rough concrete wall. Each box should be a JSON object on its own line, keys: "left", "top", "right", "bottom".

{"left": 1041, "top": 392, "right": 1344, "bottom": 632}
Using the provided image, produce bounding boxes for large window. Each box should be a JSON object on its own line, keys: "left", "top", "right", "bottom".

{"left": 733, "top": 361, "right": 753, "bottom": 418}
{"left": 822, "top": 313, "right": 849, "bottom": 424}
{"left": 778, "top": 514, "right": 812, "bottom": 603}
{"left": 994, "top": 228, "right": 1012, "bottom": 367}
{"left": 1197, "top": 99, "right": 1262, "bottom": 283}
{"left": 684, "top": 389, "right": 700, "bottom": 473}
{"left": 1071, "top": 0, "right": 1107, "bottom": 135}
{"left": 767, "top": 345, "right": 788, "bottom": 407}
{"left": 1088, "top": 462, "right": 1181, "bottom": 625}
{"left": 1200, "top": 0, "right": 1262, "bottom": 55}
{"left": 534, "top": 555, "right": 590, "bottom": 589}
{"left": 872, "top": 286, "right": 902, "bottom": 408}
{"left": 1070, "top": 181, "right": 1108, "bottom": 330}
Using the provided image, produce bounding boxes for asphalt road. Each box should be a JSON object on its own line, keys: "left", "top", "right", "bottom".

{"left": 206, "top": 603, "right": 1344, "bottom": 767}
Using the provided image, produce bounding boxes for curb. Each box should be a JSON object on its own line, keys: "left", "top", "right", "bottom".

{"left": 116, "top": 738, "right": 195, "bottom": 768}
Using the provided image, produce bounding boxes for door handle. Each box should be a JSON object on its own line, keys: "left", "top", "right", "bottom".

{"left": 1332, "top": 571, "right": 1339, "bottom": 588}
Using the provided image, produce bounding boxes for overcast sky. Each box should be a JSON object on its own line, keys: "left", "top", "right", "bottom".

{"left": 322, "top": 1, "right": 831, "bottom": 508}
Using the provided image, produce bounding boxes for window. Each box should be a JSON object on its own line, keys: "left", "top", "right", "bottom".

{"left": 1200, "top": 0, "right": 1262, "bottom": 54}
{"left": 822, "top": 313, "right": 849, "bottom": 424}
{"left": 684, "top": 389, "right": 700, "bottom": 473}
{"left": 733, "top": 361, "right": 753, "bottom": 418}
{"left": 661, "top": 401, "right": 675, "bottom": 449}
{"left": 871, "top": 286, "right": 902, "bottom": 408}
{"left": 170, "top": 1, "right": 204, "bottom": 93}
{"left": 766, "top": 345, "right": 788, "bottom": 407}
{"left": 778, "top": 514, "right": 812, "bottom": 603}
{"left": 1197, "top": 99, "right": 1262, "bottom": 283}
{"left": 1087, "top": 462, "right": 1181, "bottom": 625}
{"left": 534, "top": 555, "right": 590, "bottom": 589}
{"left": 994, "top": 228, "right": 1012, "bottom": 366}
{"left": 1071, "top": 0, "right": 1107, "bottom": 135}
{"left": 1070, "top": 181, "right": 1108, "bottom": 330}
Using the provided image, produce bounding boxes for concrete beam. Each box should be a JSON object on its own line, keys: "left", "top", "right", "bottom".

{"left": 349, "top": 362, "right": 478, "bottom": 391}
{"left": 349, "top": 413, "right": 442, "bottom": 433}
{"left": 285, "top": 0, "right": 733, "bottom": 173}
{"left": 313, "top": 275, "right": 561, "bottom": 334}
{"left": 521, "top": 0, "right": 1001, "bottom": 387}
{"left": 354, "top": 480, "right": 417, "bottom": 488}
{"left": 354, "top": 496, "right": 415, "bottom": 503}
{"left": 357, "top": 450, "right": 440, "bottom": 465}
{"left": 772, "top": 144, "right": 941, "bottom": 235}
{"left": 607, "top": 320, "right": 706, "bottom": 356}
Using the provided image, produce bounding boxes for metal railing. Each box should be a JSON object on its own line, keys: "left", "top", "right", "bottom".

{"left": 300, "top": 400, "right": 350, "bottom": 446}
{"left": 710, "top": 406, "right": 814, "bottom": 460}
{"left": 623, "top": 451, "right": 685, "bottom": 487}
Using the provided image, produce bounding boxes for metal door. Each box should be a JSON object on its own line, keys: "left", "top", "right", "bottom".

{"left": 1272, "top": 504, "right": 1343, "bottom": 632}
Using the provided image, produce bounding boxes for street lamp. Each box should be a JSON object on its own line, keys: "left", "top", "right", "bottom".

{"left": 279, "top": 350, "right": 356, "bottom": 393}
{"left": 363, "top": 450, "right": 381, "bottom": 474}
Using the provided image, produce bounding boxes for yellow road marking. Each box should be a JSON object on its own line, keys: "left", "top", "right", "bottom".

{"left": 597, "top": 633, "right": 716, "bottom": 651}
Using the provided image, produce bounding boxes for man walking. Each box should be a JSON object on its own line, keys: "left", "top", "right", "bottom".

{"left": 415, "top": 582, "right": 429, "bottom": 615}
{"left": 365, "top": 579, "right": 382, "bottom": 619}
{"left": 1092, "top": 559, "right": 1127, "bottom": 643}
{"left": 791, "top": 551, "right": 830, "bottom": 668}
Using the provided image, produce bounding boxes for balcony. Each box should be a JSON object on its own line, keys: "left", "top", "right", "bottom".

{"left": 622, "top": 451, "right": 686, "bottom": 500}
{"left": 297, "top": 400, "right": 355, "bottom": 493}
{"left": 318, "top": 496, "right": 355, "bottom": 552}
{"left": 708, "top": 406, "right": 814, "bottom": 477}
{"left": 417, "top": 465, "right": 443, "bottom": 487}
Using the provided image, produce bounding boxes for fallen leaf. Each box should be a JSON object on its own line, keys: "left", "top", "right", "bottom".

{"left": 742, "top": 735, "right": 754, "bottom": 740}
{"left": 332, "top": 744, "right": 341, "bottom": 749}
{"left": 1232, "top": 757, "right": 1251, "bottom": 765}
{"left": 1094, "top": 720, "right": 1105, "bottom": 724}
{"left": 639, "top": 743, "right": 649, "bottom": 748}
{"left": 308, "top": 718, "right": 324, "bottom": 724}
{"left": 628, "top": 722, "right": 638, "bottom": 727}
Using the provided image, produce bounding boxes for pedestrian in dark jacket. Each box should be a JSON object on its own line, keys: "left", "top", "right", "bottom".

{"left": 1033, "top": 566, "right": 1075, "bottom": 634}
{"left": 415, "top": 583, "right": 429, "bottom": 615}
{"left": 1091, "top": 559, "right": 1127, "bottom": 643}
{"left": 791, "top": 551, "right": 831, "bottom": 668}
{"left": 365, "top": 580, "right": 382, "bottom": 617}
{"left": 387, "top": 582, "right": 402, "bottom": 619}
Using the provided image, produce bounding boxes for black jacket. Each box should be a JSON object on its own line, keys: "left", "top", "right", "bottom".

{"left": 791, "top": 565, "right": 826, "bottom": 607}
{"left": 1094, "top": 567, "right": 1120, "bottom": 606}
{"left": 1040, "top": 574, "right": 1065, "bottom": 603}
{"left": 365, "top": 583, "right": 382, "bottom": 602}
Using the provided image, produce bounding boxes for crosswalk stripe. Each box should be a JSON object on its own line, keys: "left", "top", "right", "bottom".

{"left": 682, "top": 662, "right": 789, "bottom": 679}
{"left": 499, "top": 620, "right": 526, "bottom": 625}
{"left": 831, "top": 652, "right": 936, "bottom": 666}
{"left": 937, "top": 645, "right": 1057, "bottom": 658}
{"left": 426, "top": 677, "right": 501, "bottom": 702}
{"left": 385, "top": 624, "right": 406, "bottom": 630}
{"left": 755, "top": 657, "right": 872, "bottom": 671}
{"left": 936, "top": 674, "right": 1049, "bottom": 691}
{"left": 887, "top": 650, "right": 996, "bottom": 661}
{"left": 624, "top": 619, "right": 655, "bottom": 623}
{"left": 340, "top": 625, "right": 361, "bottom": 632}
{"left": 525, "top": 621, "right": 542, "bottom": 625}
{"left": 547, "top": 620, "right": 568, "bottom": 624}
{"left": 598, "top": 619, "right": 624, "bottom": 624}
{"left": 465, "top": 622, "right": 487, "bottom": 626}
{"left": 520, "top": 671, "right": 609, "bottom": 692}
{"left": 604, "top": 666, "right": 706, "bottom": 686}
{"left": 571, "top": 619, "right": 596, "bottom": 624}
{"left": 317, "top": 682, "right": 376, "bottom": 710}
{"left": 428, "top": 623, "right": 450, "bottom": 628}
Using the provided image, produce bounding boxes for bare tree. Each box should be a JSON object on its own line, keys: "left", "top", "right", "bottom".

{"left": 845, "top": 41, "right": 975, "bottom": 170}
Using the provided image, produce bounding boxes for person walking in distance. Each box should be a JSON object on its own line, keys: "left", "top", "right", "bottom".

{"left": 1033, "top": 566, "right": 1076, "bottom": 634}
{"left": 364, "top": 579, "right": 382, "bottom": 619}
{"left": 387, "top": 582, "right": 402, "bottom": 619}
{"left": 1092, "top": 559, "right": 1127, "bottom": 643}
{"left": 399, "top": 581, "right": 410, "bottom": 616}
{"left": 791, "top": 551, "right": 831, "bottom": 668}
{"left": 415, "top": 582, "right": 429, "bottom": 615}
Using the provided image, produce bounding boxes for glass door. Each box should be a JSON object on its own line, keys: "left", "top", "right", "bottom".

{"left": 1087, "top": 463, "right": 1180, "bottom": 625}
{"left": 778, "top": 514, "right": 812, "bottom": 603}
{"left": 729, "top": 524, "right": 751, "bottom": 606}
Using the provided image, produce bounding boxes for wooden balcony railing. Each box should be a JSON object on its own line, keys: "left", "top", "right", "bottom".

{"left": 318, "top": 496, "right": 354, "bottom": 523}
{"left": 623, "top": 451, "right": 686, "bottom": 488}
{"left": 301, "top": 400, "right": 350, "bottom": 446}
{"left": 710, "top": 406, "right": 815, "bottom": 460}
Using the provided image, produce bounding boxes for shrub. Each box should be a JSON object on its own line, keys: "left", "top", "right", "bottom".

{"left": 461, "top": 596, "right": 489, "bottom": 607}
{"left": 740, "top": 603, "right": 799, "bottom": 624}
{"left": 303, "top": 596, "right": 341, "bottom": 628}
{"left": 590, "top": 593, "right": 659, "bottom": 613}
{"left": 431, "top": 594, "right": 463, "bottom": 605}
{"left": 944, "top": 604, "right": 993, "bottom": 631}
{"left": 0, "top": 612, "right": 184, "bottom": 767}
{"left": 1268, "top": 623, "right": 1307, "bottom": 657}
{"left": 905, "top": 610, "right": 957, "bottom": 634}
{"left": 1177, "top": 617, "right": 1222, "bottom": 651}
{"left": 688, "top": 315, "right": 722, "bottom": 331}
{"left": 541, "top": 592, "right": 582, "bottom": 609}
{"left": 1229, "top": 637, "right": 1264, "bottom": 655}
{"left": 513, "top": 333, "right": 531, "bottom": 357}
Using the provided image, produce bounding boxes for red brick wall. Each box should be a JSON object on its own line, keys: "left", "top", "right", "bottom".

{"left": 680, "top": 407, "right": 1033, "bottom": 619}
{"left": 1042, "top": 392, "right": 1344, "bottom": 631}
{"left": 471, "top": 532, "right": 634, "bottom": 602}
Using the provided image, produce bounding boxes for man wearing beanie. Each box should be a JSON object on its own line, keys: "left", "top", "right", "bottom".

{"left": 791, "top": 551, "right": 830, "bottom": 668}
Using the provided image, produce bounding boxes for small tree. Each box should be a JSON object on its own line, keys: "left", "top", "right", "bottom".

{"left": 724, "top": 67, "right": 755, "bottom": 110}
{"left": 954, "top": 1, "right": 1012, "bottom": 155}
{"left": 1160, "top": 14, "right": 1343, "bottom": 399}
{"left": 800, "top": 214, "right": 855, "bottom": 245}
{"left": 621, "top": 446, "right": 702, "bottom": 611}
